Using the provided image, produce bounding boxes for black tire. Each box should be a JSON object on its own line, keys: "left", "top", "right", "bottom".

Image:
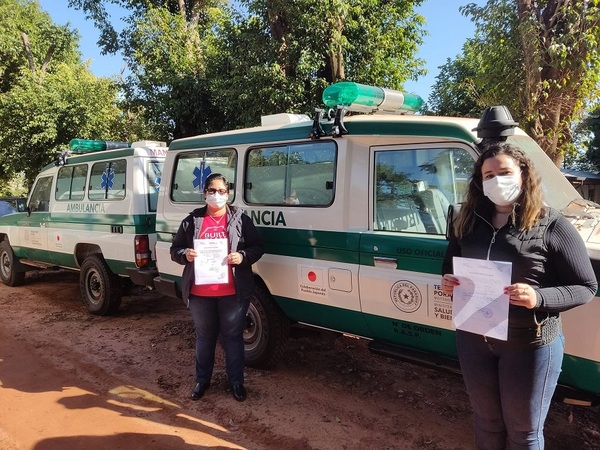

{"left": 80, "top": 254, "right": 122, "bottom": 316}
{"left": 244, "top": 282, "right": 291, "bottom": 368}
{"left": 0, "top": 240, "right": 25, "bottom": 286}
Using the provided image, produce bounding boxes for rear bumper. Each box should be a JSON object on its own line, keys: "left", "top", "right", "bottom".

{"left": 153, "top": 276, "right": 181, "bottom": 299}
{"left": 126, "top": 267, "right": 158, "bottom": 287}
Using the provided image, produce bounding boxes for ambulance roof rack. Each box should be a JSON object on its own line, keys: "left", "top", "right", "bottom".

{"left": 311, "top": 81, "right": 424, "bottom": 138}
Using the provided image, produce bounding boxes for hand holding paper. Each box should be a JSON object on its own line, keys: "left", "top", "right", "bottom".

{"left": 452, "top": 256, "right": 511, "bottom": 340}
{"left": 194, "top": 238, "right": 229, "bottom": 285}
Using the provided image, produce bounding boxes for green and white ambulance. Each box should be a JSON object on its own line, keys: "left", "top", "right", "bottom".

{"left": 153, "top": 82, "right": 600, "bottom": 411}
{"left": 0, "top": 139, "right": 167, "bottom": 315}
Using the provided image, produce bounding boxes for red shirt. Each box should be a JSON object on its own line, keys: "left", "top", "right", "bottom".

{"left": 190, "top": 214, "right": 236, "bottom": 297}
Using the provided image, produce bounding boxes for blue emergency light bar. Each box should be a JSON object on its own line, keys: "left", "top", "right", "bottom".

{"left": 322, "top": 81, "right": 423, "bottom": 114}
{"left": 69, "top": 139, "right": 130, "bottom": 154}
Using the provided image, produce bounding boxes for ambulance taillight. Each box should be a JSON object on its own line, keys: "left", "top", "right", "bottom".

{"left": 134, "top": 235, "right": 151, "bottom": 268}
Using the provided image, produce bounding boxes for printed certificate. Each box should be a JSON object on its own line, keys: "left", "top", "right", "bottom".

{"left": 193, "top": 238, "right": 229, "bottom": 285}
{"left": 452, "top": 256, "right": 511, "bottom": 340}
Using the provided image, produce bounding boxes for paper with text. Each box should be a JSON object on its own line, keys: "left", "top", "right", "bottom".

{"left": 194, "top": 238, "right": 229, "bottom": 285}
{"left": 452, "top": 256, "right": 511, "bottom": 340}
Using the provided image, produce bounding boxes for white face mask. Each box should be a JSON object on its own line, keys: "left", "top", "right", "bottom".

{"left": 482, "top": 174, "right": 522, "bottom": 206}
{"left": 205, "top": 192, "right": 228, "bottom": 209}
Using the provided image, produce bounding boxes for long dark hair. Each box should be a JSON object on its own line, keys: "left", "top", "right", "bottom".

{"left": 454, "top": 142, "right": 544, "bottom": 238}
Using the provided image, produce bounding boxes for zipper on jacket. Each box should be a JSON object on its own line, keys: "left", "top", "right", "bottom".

{"left": 487, "top": 230, "right": 498, "bottom": 260}
{"left": 474, "top": 211, "right": 498, "bottom": 261}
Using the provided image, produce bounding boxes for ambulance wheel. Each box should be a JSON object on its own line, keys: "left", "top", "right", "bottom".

{"left": 244, "top": 283, "right": 290, "bottom": 368}
{"left": 0, "top": 240, "right": 25, "bottom": 286}
{"left": 80, "top": 254, "right": 123, "bottom": 316}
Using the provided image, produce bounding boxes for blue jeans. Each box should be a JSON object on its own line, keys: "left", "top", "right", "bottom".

{"left": 188, "top": 294, "right": 250, "bottom": 387}
{"left": 456, "top": 330, "right": 564, "bottom": 450}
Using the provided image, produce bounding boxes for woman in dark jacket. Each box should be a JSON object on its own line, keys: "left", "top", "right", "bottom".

{"left": 170, "top": 173, "right": 264, "bottom": 402}
{"left": 441, "top": 143, "right": 597, "bottom": 449}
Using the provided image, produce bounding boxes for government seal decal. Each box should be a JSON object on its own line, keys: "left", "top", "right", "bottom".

{"left": 390, "top": 280, "right": 422, "bottom": 313}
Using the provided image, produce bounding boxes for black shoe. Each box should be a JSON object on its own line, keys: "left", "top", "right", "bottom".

{"left": 191, "top": 382, "right": 210, "bottom": 401}
{"left": 231, "top": 384, "right": 247, "bottom": 402}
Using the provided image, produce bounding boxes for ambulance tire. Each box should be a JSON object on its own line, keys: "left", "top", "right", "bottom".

{"left": 80, "top": 254, "right": 123, "bottom": 316}
{"left": 0, "top": 240, "right": 25, "bottom": 286}
{"left": 244, "top": 283, "right": 290, "bottom": 368}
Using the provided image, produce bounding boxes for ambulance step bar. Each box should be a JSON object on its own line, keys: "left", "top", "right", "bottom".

{"left": 368, "top": 341, "right": 462, "bottom": 376}
{"left": 369, "top": 341, "right": 600, "bottom": 408}
{"left": 553, "top": 385, "right": 600, "bottom": 408}
{"left": 19, "top": 259, "right": 60, "bottom": 271}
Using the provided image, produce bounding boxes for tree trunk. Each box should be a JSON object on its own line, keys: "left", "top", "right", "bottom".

{"left": 21, "top": 33, "right": 36, "bottom": 75}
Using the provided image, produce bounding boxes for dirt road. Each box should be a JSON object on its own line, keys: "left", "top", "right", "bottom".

{"left": 0, "top": 269, "right": 598, "bottom": 449}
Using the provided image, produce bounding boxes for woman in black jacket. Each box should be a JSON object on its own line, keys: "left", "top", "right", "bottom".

{"left": 170, "top": 173, "right": 264, "bottom": 402}
{"left": 441, "top": 143, "right": 597, "bottom": 449}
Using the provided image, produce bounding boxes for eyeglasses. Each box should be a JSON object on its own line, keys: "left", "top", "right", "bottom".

{"left": 206, "top": 188, "right": 228, "bottom": 195}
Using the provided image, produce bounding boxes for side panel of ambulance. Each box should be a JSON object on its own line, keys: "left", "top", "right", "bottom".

{"left": 0, "top": 139, "right": 167, "bottom": 315}
{"left": 153, "top": 82, "right": 600, "bottom": 409}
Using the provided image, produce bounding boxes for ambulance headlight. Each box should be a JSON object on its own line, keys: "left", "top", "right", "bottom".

{"left": 69, "top": 139, "right": 130, "bottom": 154}
{"left": 322, "top": 81, "right": 423, "bottom": 114}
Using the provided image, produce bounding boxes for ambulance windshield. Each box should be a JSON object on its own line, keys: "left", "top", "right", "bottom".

{"left": 506, "top": 135, "right": 588, "bottom": 210}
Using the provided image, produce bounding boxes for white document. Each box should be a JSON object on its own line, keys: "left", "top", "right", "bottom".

{"left": 193, "top": 238, "right": 229, "bottom": 285}
{"left": 452, "top": 256, "right": 511, "bottom": 340}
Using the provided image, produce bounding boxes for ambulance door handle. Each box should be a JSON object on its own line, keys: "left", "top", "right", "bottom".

{"left": 373, "top": 256, "right": 397, "bottom": 269}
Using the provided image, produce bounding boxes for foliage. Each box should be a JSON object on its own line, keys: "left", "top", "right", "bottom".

{"left": 69, "top": 0, "right": 428, "bottom": 135}
{"left": 430, "top": 0, "right": 600, "bottom": 167}
{"left": 210, "top": 0, "right": 427, "bottom": 128}
{"left": 426, "top": 40, "right": 482, "bottom": 118}
{"left": 0, "top": 64, "right": 123, "bottom": 187}
{"left": 0, "top": 0, "right": 80, "bottom": 92}
{"left": 0, "top": 0, "right": 126, "bottom": 191}
{"left": 119, "top": 5, "right": 225, "bottom": 139}
{"left": 569, "top": 107, "right": 600, "bottom": 171}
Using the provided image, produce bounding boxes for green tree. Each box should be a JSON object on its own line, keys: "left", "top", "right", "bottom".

{"left": 0, "top": 0, "right": 125, "bottom": 189}
{"left": 119, "top": 5, "right": 225, "bottom": 139}
{"left": 69, "top": 0, "right": 428, "bottom": 134}
{"left": 427, "top": 40, "right": 481, "bottom": 118}
{"left": 1, "top": 0, "right": 79, "bottom": 92}
{"left": 430, "top": 0, "right": 600, "bottom": 167}
{"left": 569, "top": 108, "right": 600, "bottom": 170}
{"left": 69, "top": 0, "right": 228, "bottom": 139}
{"left": 210, "top": 0, "right": 428, "bottom": 127}
{"left": 0, "top": 64, "right": 124, "bottom": 187}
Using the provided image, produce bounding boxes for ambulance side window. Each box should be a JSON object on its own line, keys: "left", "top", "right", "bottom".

{"left": 56, "top": 165, "right": 88, "bottom": 201}
{"left": 374, "top": 147, "right": 471, "bottom": 234}
{"left": 29, "top": 176, "right": 53, "bottom": 212}
{"left": 171, "top": 149, "right": 236, "bottom": 203}
{"left": 245, "top": 141, "right": 336, "bottom": 206}
{"left": 89, "top": 160, "right": 127, "bottom": 201}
